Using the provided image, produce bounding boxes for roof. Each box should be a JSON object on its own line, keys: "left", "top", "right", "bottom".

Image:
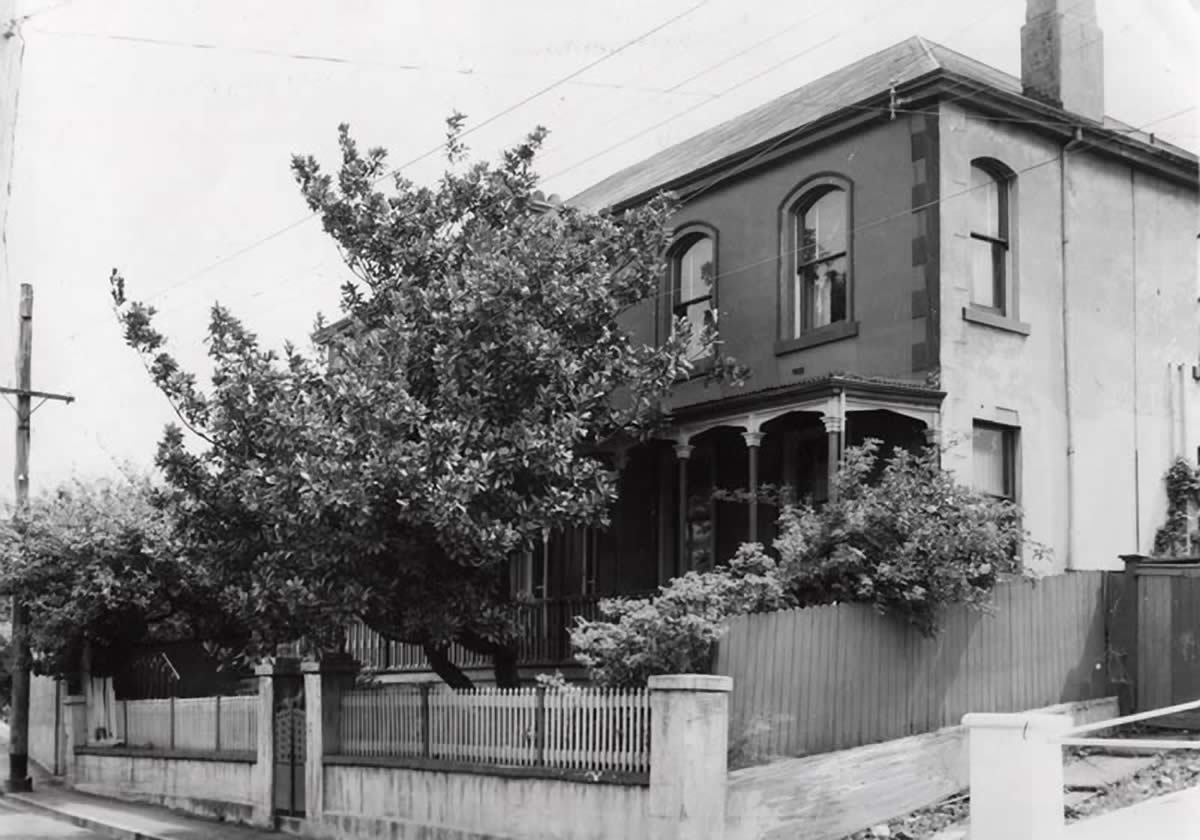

{"left": 670, "top": 371, "right": 945, "bottom": 425}
{"left": 568, "top": 36, "right": 1196, "bottom": 212}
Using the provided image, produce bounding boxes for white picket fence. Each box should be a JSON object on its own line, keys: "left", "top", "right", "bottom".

{"left": 113, "top": 695, "right": 258, "bottom": 754}
{"left": 337, "top": 685, "right": 651, "bottom": 773}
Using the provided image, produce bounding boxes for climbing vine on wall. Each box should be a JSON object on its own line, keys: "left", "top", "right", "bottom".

{"left": 1152, "top": 458, "right": 1200, "bottom": 557}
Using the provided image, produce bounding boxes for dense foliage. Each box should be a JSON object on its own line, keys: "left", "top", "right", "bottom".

{"left": 570, "top": 546, "right": 791, "bottom": 687}
{"left": 114, "top": 118, "right": 740, "bottom": 687}
{"left": 0, "top": 477, "right": 198, "bottom": 677}
{"left": 572, "top": 441, "right": 1039, "bottom": 687}
{"left": 1152, "top": 458, "right": 1200, "bottom": 557}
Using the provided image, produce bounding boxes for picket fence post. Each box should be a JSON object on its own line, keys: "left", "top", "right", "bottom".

{"left": 648, "top": 674, "right": 731, "bottom": 840}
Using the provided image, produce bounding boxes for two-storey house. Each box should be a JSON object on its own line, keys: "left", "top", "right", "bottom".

{"left": 519, "top": 0, "right": 1199, "bottom": 610}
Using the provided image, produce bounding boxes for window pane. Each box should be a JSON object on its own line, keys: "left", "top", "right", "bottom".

{"left": 682, "top": 300, "right": 712, "bottom": 360}
{"left": 798, "top": 189, "right": 846, "bottom": 265}
{"left": 970, "top": 166, "right": 1001, "bottom": 239}
{"left": 798, "top": 255, "right": 847, "bottom": 331}
{"left": 971, "top": 240, "right": 998, "bottom": 308}
{"left": 973, "top": 425, "right": 1010, "bottom": 498}
{"left": 677, "top": 237, "right": 714, "bottom": 303}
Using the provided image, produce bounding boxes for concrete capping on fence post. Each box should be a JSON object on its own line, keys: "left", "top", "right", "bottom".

{"left": 61, "top": 695, "right": 86, "bottom": 787}
{"left": 963, "top": 712, "right": 1071, "bottom": 840}
{"left": 301, "top": 654, "right": 358, "bottom": 825}
{"left": 648, "top": 674, "right": 732, "bottom": 840}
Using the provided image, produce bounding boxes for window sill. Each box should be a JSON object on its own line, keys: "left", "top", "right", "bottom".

{"left": 774, "top": 320, "right": 859, "bottom": 356}
{"left": 673, "top": 356, "right": 716, "bottom": 383}
{"left": 962, "top": 307, "right": 1030, "bottom": 336}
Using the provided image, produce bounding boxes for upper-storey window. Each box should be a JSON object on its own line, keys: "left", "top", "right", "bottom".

{"left": 791, "top": 182, "right": 850, "bottom": 336}
{"left": 969, "top": 160, "right": 1014, "bottom": 314}
{"left": 669, "top": 230, "right": 716, "bottom": 361}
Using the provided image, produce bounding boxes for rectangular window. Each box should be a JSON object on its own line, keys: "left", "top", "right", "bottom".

{"left": 972, "top": 422, "right": 1017, "bottom": 500}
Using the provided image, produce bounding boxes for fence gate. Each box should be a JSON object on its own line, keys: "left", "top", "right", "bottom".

{"left": 273, "top": 676, "right": 306, "bottom": 817}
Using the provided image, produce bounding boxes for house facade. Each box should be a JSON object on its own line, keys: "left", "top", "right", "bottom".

{"left": 528, "top": 0, "right": 1198, "bottom": 603}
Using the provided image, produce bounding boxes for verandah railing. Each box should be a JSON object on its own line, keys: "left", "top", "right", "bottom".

{"left": 335, "top": 684, "right": 651, "bottom": 774}
{"left": 97, "top": 694, "right": 258, "bottom": 754}
{"left": 345, "top": 596, "right": 605, "bottom": 672}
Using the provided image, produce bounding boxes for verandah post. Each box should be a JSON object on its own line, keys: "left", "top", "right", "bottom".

{"left": 214, "top": 694, "right": 222, "bottom": 752}
{"left": 169, "top": 694, "right": 176, "bottom": 750}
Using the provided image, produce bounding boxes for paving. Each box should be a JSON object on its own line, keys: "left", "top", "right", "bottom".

{"left": 1065, "top": 784, "right": 1200, "bottom": 839}
{"left": 0, "top": 796, "right": 107, "bottom": 839}
{"left": 2, "top": 787, "right": 276, "bottom": 840}
{"left": 1062, "top": 754, "right": 1158, "bottom": 792}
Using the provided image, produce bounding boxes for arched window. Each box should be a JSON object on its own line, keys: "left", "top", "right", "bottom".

{"left": 791, "top": 184, "right": 849, "bottom": 336}
{"left": 969, "top": 161, "right": 1013, "bottom": 314}
{"left": 669, "top": 231, "right": 716, "bottom": 361}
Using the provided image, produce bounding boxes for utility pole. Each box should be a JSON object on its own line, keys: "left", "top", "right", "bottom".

{"left": 0, "top": 285, "right": 73, "bottom": 792}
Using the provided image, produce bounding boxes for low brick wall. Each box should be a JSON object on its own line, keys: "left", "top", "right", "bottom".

{"left": 74, "top": 747, "right": 259, "bottom": 825}
{"left": 312, "top": 759, "right": 650, "bottom": 840}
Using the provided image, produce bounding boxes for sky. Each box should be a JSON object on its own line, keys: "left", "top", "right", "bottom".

{"left": 0, "top": 0, "right": 1196, "bottom": 500}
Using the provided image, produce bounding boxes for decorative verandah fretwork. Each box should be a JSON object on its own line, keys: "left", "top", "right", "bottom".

{"left": 643, "top": 373, "right": 945, "bottom": 581}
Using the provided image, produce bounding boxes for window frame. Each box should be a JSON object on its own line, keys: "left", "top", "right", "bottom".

{"left": 972, "top": 420, "right": 1019, "bottom": 502}
{"left": 967, "top": 159, "right": 1017, "bottom": 318}
{"left": 663, "top": 223, "right": 719, "bottom": 362}
{"left": 778, "top": 174, "right": 855, "bottom": 346}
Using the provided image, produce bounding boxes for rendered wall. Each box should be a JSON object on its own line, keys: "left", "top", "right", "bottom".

{"left": 316, "top": 763, "right": 650, "bottom": 840}
{"left": 74, "top": 751, "right": 259, "bottom": 824}
{"left": 937, "top": 100, "right": 1199, "bottom": 570}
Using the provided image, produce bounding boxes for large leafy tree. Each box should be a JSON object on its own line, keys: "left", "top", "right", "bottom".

{"left": 116, "top": 117, "right": 739, "bottom": 686}
{"left": 0, "top": 476, "right": 204, "bottom": 678}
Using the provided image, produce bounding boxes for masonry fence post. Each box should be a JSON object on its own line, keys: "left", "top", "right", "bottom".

{"left": 61, "top": 694, "right": 86, "bottom": 787}
{"left": 648, "top": 674, "right": 732, "bottom": 840}
{"left": 251, "top": 661, "right": 280, "bottom": 829}
{"left": 302, "top": 654, "right": 358, "bottom": 828}
{"left": 962, "top": 712, "right": 1071, "bottom": 840}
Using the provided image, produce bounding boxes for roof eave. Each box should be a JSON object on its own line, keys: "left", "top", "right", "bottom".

{"left": 592, "top": 71, "right": 1197, "bottom": 213}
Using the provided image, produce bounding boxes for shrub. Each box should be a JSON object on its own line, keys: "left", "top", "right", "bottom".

{"left": 570, "top": 546, "right": 792, "bottom": 688}
{"left": 778, "top": 440, "right": 1039, "bottom": 636}
{"left": 1152, "top": 458, "right": 1200, "bottom": 557}
{"left": 571, "top": 440, "right": 1040, "bottom": 686}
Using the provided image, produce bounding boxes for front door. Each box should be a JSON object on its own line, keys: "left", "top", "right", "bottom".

{"left": 273, "top": 677, "right": 306, "bottom": 817}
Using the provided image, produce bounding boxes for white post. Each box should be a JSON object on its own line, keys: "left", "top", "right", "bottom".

{"left": 648, "top": 674, "right": 731, "bottom": 840}
{"left": 962, "top": 712, "right": 1071, "bottom": 840}
{"left": 251, "top": 661, "right": 280, "bottom": 829}
{"left": 61, "top": 695, "right": 85, "bottom": 787}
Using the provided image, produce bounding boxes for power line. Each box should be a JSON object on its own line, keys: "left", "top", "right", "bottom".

{"left": 129, "top": 0, "right": 714, "bottom": 306}
{"left": 532, "top": 0, "right": 846, "bottom": 166}
{"left": 537, "top": 0, "right": 919, "bottom": 187}
{"left": 25, "top": 26, "right": 722, "bottom": 97}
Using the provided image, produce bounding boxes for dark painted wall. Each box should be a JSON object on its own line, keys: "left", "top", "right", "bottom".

{"left": 618, "top": 113, "right": 937, "bottom": 412}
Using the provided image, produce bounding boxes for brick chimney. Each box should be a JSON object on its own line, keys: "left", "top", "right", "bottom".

{"left": 1020, "top": 0, "right": 1104, "bottom": 121}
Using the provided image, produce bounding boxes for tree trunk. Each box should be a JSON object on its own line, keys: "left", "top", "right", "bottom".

{"left": 491, "top": 643, "right": 521, "bottom": 688}
{"left": 422, "top": 643, "right": 474, "bottom": 690}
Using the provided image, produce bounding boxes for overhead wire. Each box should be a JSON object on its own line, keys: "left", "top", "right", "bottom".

{"left": 90, "top": 0, "right": 716, "bottom": 312}
{"left": 24, "top": 26, "right": 724, "bottom": 97}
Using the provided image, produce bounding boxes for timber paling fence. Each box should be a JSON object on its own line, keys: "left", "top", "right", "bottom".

{"left": 335, "top": 684, "right": 651, "bottom": 774}
{"left": 101, "top": 694, "right": 258, "bottom": 754}
{"left": 716, "top": 571, "right": 1111, "bottom": 757}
